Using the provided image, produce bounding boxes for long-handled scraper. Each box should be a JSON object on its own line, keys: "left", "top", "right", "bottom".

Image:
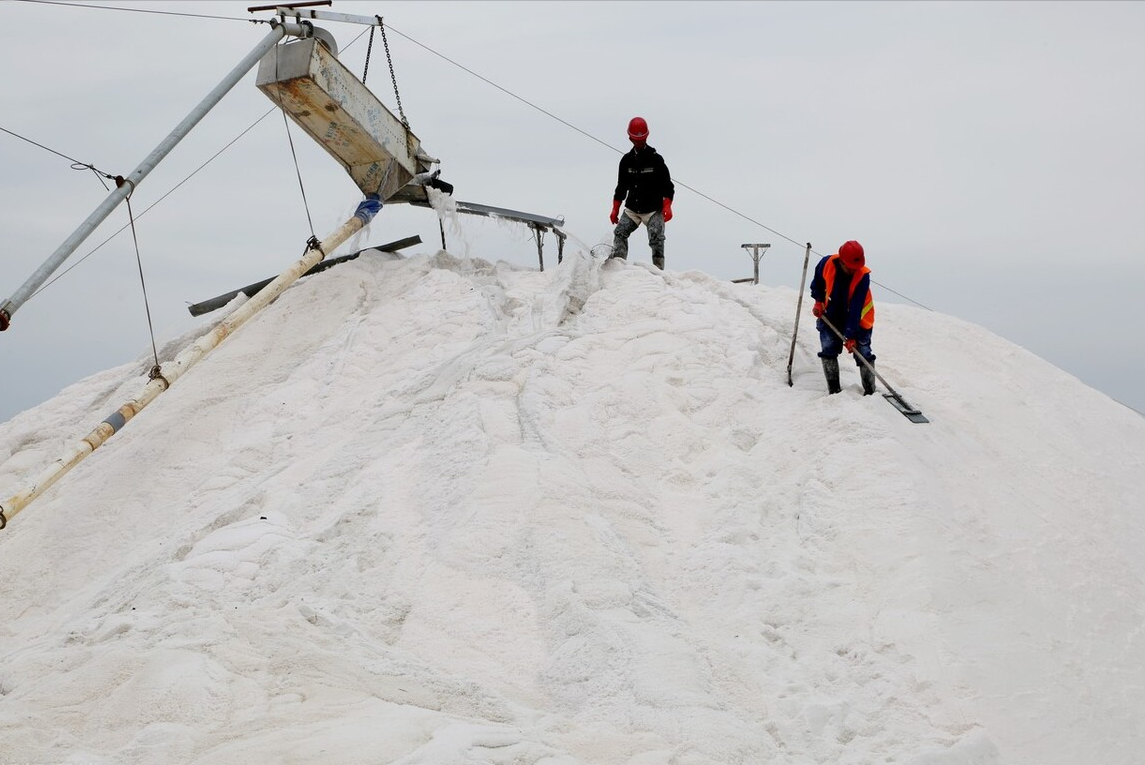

{"left": 819, "top": 315, "right": 929, "bottom": 423}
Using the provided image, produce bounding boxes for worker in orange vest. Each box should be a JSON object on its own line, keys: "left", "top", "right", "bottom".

{"left": 809, "top": 240, "right": 876, "bottom": 395}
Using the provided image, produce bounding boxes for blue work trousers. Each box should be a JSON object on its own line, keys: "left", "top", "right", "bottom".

{"left": 817, "top": 321, "right": 875, "bottom": 366}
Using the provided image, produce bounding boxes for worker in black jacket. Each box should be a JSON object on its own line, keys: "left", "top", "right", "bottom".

{"left": 609, "top": 116, "right": 675, "bottom": 269}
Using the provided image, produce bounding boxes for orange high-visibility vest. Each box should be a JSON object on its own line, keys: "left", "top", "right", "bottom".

{"left": 823, "top": 255, "right": 875, "bottom": 329}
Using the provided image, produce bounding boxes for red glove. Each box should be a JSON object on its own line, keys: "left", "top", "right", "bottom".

{"left": 662, "top": 198, "right": 673, "bottom": 222}
{"left": 812, "top": 301, "right": 825, "bottom": 318}
{"left": 844, "top": 338, "right": 857, "bottom": 353}
{"left": 610, "top": 199, "right": 621, "bottom": 225}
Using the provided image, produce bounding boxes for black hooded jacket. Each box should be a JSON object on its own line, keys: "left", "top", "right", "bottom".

{"left": 613, "top": 145, "right": 675, "bottom": 215}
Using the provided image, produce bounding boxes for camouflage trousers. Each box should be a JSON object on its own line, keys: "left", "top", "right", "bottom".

{"left": 611, "top": 209, "right": 665, "bottom": 268}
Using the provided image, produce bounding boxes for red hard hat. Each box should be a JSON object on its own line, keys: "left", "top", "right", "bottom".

{"left": 627, "top": 116, "right": 649, "bottom": 141}
{"left": 839, "top": 240, "right": 865, "bottom": 270}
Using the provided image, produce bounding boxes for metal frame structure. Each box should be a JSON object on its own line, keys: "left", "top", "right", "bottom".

{"left": 410, "top": 200, "right": 567, "bottom": 272}
{"left": 734, "top": 243, "right": 771, "bottom": 285}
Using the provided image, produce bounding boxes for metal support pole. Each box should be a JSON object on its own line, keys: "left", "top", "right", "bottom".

{"left": 787, "top": 242, "right": 812, "bottom": 386}
{"left": 532, "top": 224, "right": 545, "bottom": 272}
{"left": 740, "top": 243, "right": 770, "bottom": 285}
{"left": 0, "top": 21, "right": 310, "bottom": 332}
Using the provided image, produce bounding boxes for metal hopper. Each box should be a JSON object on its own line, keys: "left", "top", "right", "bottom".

{"left": 255, "top": 33, "right": 437, "bottom": 202}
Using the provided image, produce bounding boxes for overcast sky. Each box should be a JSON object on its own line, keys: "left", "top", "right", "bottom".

{"left": 2, "top": 0, "right": 1144, "bottom": 422}
{"left": 3, "top": 240, "right": 1144, "bottom": 763}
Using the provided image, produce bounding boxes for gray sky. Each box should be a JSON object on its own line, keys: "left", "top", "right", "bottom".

{"left": 3, "top": 0, "right": 1144, "bottom": 422}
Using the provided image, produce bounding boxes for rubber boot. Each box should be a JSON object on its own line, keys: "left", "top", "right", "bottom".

{"left": 652, "top": 255, "right": 665, "bottom": 270}
{"left": 860, "top": 363, "right": 876, "bottom": 396}
{"left": 609, "top": 235, "right": 628, "bottom": 261}
{"left": 822, "top": 357, "right": 842, "bottom": 394}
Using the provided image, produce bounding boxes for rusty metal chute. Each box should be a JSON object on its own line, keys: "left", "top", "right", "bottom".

{"left": 255, "top": 34, "right": 438, "bottom": 203}
{"left": 0, "top": 7, "right": 564, "bottom": 529}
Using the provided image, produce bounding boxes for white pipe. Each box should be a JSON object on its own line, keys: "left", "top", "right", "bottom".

{"left": 0, "top": 208, "right": 372, "bottom": 529}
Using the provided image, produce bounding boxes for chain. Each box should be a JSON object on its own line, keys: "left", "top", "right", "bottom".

{"left": 379, "top": 18, "right": 409, "bottom": 129}
{"left": 362, "top": 23, "right": 374, "bottom": 84}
